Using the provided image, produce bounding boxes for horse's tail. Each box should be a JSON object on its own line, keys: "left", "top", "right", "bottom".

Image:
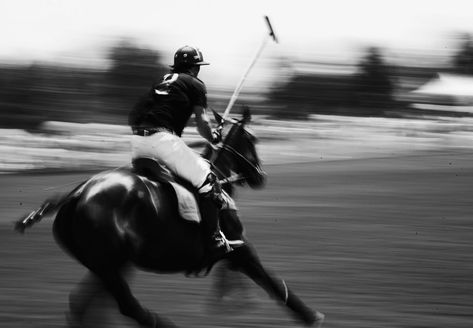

{"left": 14, "top": 180, "right": 87, "bottom": 234}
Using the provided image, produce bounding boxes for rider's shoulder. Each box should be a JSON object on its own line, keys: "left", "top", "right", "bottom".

{"left": 178, "top": 72, "right": 205, "bottom": 84}
{"left": 178, "top": 73, "right": 206, "bottom": 92}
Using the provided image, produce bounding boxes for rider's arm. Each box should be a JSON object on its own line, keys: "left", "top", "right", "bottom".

{"left": 193, "top": 105, "right": 214, "bottom": 143}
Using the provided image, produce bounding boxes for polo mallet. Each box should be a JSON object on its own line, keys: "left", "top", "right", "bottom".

{"left": 221, "top": 15, "right": 278, "bottom": 121}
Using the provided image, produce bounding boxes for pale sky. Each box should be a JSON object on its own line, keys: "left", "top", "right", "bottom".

{"left": 1, "top": 0, "right": 473, "bottom": 89}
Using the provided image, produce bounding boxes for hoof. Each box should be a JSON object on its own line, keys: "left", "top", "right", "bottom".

{"left": 65, "top": 311, "right": 81, "bottom": 328}
{"left": 313, "top": 311, "right": 325, "bottom": 328}
{"left": 14, "top": 220, "right": 26, "bottom": 234}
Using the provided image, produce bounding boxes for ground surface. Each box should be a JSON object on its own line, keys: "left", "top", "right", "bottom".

{"left": 1, "top": 151, "right": 473, "bottom": 328}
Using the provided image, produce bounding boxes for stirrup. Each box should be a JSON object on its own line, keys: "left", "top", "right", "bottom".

{"left": 220, "top": 231, "right": 244, "bottom": 245}
{"left": 213, "top": 231, "right": 244, "bottom": 251}
{"left": 227, "top": 239, "right": 244, "bottom": 247}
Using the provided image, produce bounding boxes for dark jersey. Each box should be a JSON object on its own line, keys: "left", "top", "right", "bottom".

{"left": 128, "top": 72, "right": 207, "bottom": 137}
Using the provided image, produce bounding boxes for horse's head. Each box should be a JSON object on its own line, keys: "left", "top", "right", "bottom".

{"left": 213, "top": 107, "right": 266, "bottom": 189}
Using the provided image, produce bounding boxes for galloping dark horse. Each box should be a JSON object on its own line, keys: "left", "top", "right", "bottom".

{"left": 15, "top": 109, "right": 325, "bottom": 327}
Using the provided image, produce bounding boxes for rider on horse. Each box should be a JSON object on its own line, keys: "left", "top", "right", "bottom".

{"left": 14, "top": 47, "right": 325, "bottom": 328}
{"left": 128, "top": 45, "right": 243, "bottom": 260}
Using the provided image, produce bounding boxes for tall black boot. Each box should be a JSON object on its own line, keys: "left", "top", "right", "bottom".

{"left": 198, "top": 194, "right": 232, "bottom": 256}
{"left": 198, "top": 173, "right": 243, "bottom": 257}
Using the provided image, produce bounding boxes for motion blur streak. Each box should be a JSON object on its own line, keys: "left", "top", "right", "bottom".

{"left": 2, "top": 153, "right": 473, "bottom": 327}
{"left": 2, "top": 35, "right": 473, "bottom": 172}
{"left": 2, "top": 11, "right": 473, "bottom": 328}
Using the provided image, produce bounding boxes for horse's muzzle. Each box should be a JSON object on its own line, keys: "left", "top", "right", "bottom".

{"left": 247, "top": 168, "right": 267, "bottom": 189}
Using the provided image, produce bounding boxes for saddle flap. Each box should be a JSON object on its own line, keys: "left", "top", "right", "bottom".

{"left": 169, "top": 182, "right": 201, "bottom": 223}
{"left": 167, "top": 183, "right": 237, "bottom": 223}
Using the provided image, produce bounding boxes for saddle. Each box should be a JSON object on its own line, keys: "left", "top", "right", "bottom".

{"left": 131, "top": 158, "right": 236, "bottom": 223}
{"left": 132, "top": 157, "right": 191, "bottom": 188}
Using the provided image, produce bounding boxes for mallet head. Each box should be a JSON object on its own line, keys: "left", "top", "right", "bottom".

{"left": 264, "top": 16, "right": 278, "bottom": 43}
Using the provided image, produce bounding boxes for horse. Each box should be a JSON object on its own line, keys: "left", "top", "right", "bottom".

{"left": 15, "top": 108, "right": 325, "bottom": 328}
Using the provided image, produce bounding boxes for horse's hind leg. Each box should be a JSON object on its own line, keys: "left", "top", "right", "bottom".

{"left": 227, "top": 245, "right": 325, "bottom": 327}
{"left": 66, "top": 271, "right": 103, "bottom": 326}
{"left": 207, "top": 260, "right": 256, "bottom": 315}
{"left": 96, "top": 269, "right": 178, "bottom": 328}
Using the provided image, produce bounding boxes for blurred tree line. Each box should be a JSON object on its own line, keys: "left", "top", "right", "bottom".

{"left": 268, "top": 35, "right": 473, "bottom": 119}
{"left": 0, "top": 39, "right": 165, "bottom": 130}
{"left": 268, "top": 47, "right": 412, "bottom": 119}
{"left": 1, "top": 34, "right": 473, "bottom": 129}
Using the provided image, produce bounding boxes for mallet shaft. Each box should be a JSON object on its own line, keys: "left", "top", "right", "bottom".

{"left": 222, "top": 16, "right": 278, "bottom": 120}
{"left": 222, "top": 34, "right": 270, "bottom": 120}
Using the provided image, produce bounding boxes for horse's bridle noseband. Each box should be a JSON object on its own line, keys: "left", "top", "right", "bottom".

{"left": 211, "top": 141, "right": 264, "bottom": 186}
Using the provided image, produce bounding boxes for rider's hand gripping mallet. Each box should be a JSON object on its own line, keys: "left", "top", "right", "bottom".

{"left": 222, "top": 16, "right": 278, "bottom": 121}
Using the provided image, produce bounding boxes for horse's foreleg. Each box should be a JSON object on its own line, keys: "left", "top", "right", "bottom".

{"left": 227, "top": 245, "right": 325, "bottom": 327}
{"left": 97, "top": 270, "right": 178, "bottom": 328}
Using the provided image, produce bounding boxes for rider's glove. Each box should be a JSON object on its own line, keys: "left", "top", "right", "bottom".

{"left": 211, "top": 128, "right": 222, "bottom": 144}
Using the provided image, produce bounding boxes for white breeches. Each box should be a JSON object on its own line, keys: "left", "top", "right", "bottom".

{"left": 131, "top": 132, "right": 212, "bottom": 192}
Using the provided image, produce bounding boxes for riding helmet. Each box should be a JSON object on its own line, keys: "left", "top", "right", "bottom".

{"left": 171, "top": 46, "right": 209, "bottom": 68}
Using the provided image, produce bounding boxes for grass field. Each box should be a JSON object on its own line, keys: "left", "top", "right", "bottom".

{"left": 1, "top": 151, "right": 473, "bottom": 328}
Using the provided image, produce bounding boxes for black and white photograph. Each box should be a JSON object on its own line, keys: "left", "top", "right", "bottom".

{"left": 1, "top": 1, "right": 472, "bottom": 327}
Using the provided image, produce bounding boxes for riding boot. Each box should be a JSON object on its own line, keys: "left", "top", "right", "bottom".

{"left": 198, "top": 174, "right": 243, "bottom": 259}
{"left": 198, "top": 195, "right": 232, "bottom": 257}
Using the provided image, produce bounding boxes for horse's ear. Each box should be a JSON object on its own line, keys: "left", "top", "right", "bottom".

{"left": 212, "top": 108, "right": 224, "bottom": 126}
{"left": 241, "top": 106, "right": 251, "bottom": 125}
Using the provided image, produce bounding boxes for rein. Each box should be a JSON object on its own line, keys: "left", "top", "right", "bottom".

{"left": 219, "top": 174, "right": 246, "bottom": 185}
{"left": 210, "top": 140, "right": 262, "bottom": 186}
{"left": 220, "top": 144, "right": 262, "bottom": 174}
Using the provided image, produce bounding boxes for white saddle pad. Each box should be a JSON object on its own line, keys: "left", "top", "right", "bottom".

{"left": 169, "top": 182, "right": 237, "bottom": 223}
{"left": 139, "top": 175, "right": 237, "bottom": 223}
{"left": 169, "top": 182, "right": 201, "bottom": 223}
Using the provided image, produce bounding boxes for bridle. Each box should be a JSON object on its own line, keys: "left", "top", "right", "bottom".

{"left": 220, "top": 143, "right": 262, "bottom": 174}
{"left": 209, "top": 124, "right": 263, "bottom": 185}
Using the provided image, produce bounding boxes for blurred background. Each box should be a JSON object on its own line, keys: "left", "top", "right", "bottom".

{"left": 2, "top": 2, "right": 473, "bottom": 328}
{"left": 1, "top": 0, "right": 473, "bottom": 171}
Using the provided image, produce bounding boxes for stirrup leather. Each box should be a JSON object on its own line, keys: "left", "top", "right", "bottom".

{"left": 199, "top": 173, "right": 225, "bottom": 208}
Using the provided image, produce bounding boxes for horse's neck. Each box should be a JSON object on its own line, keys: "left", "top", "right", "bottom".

{"left": 202, "top": 145, "right": 231, "bottom": 179}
